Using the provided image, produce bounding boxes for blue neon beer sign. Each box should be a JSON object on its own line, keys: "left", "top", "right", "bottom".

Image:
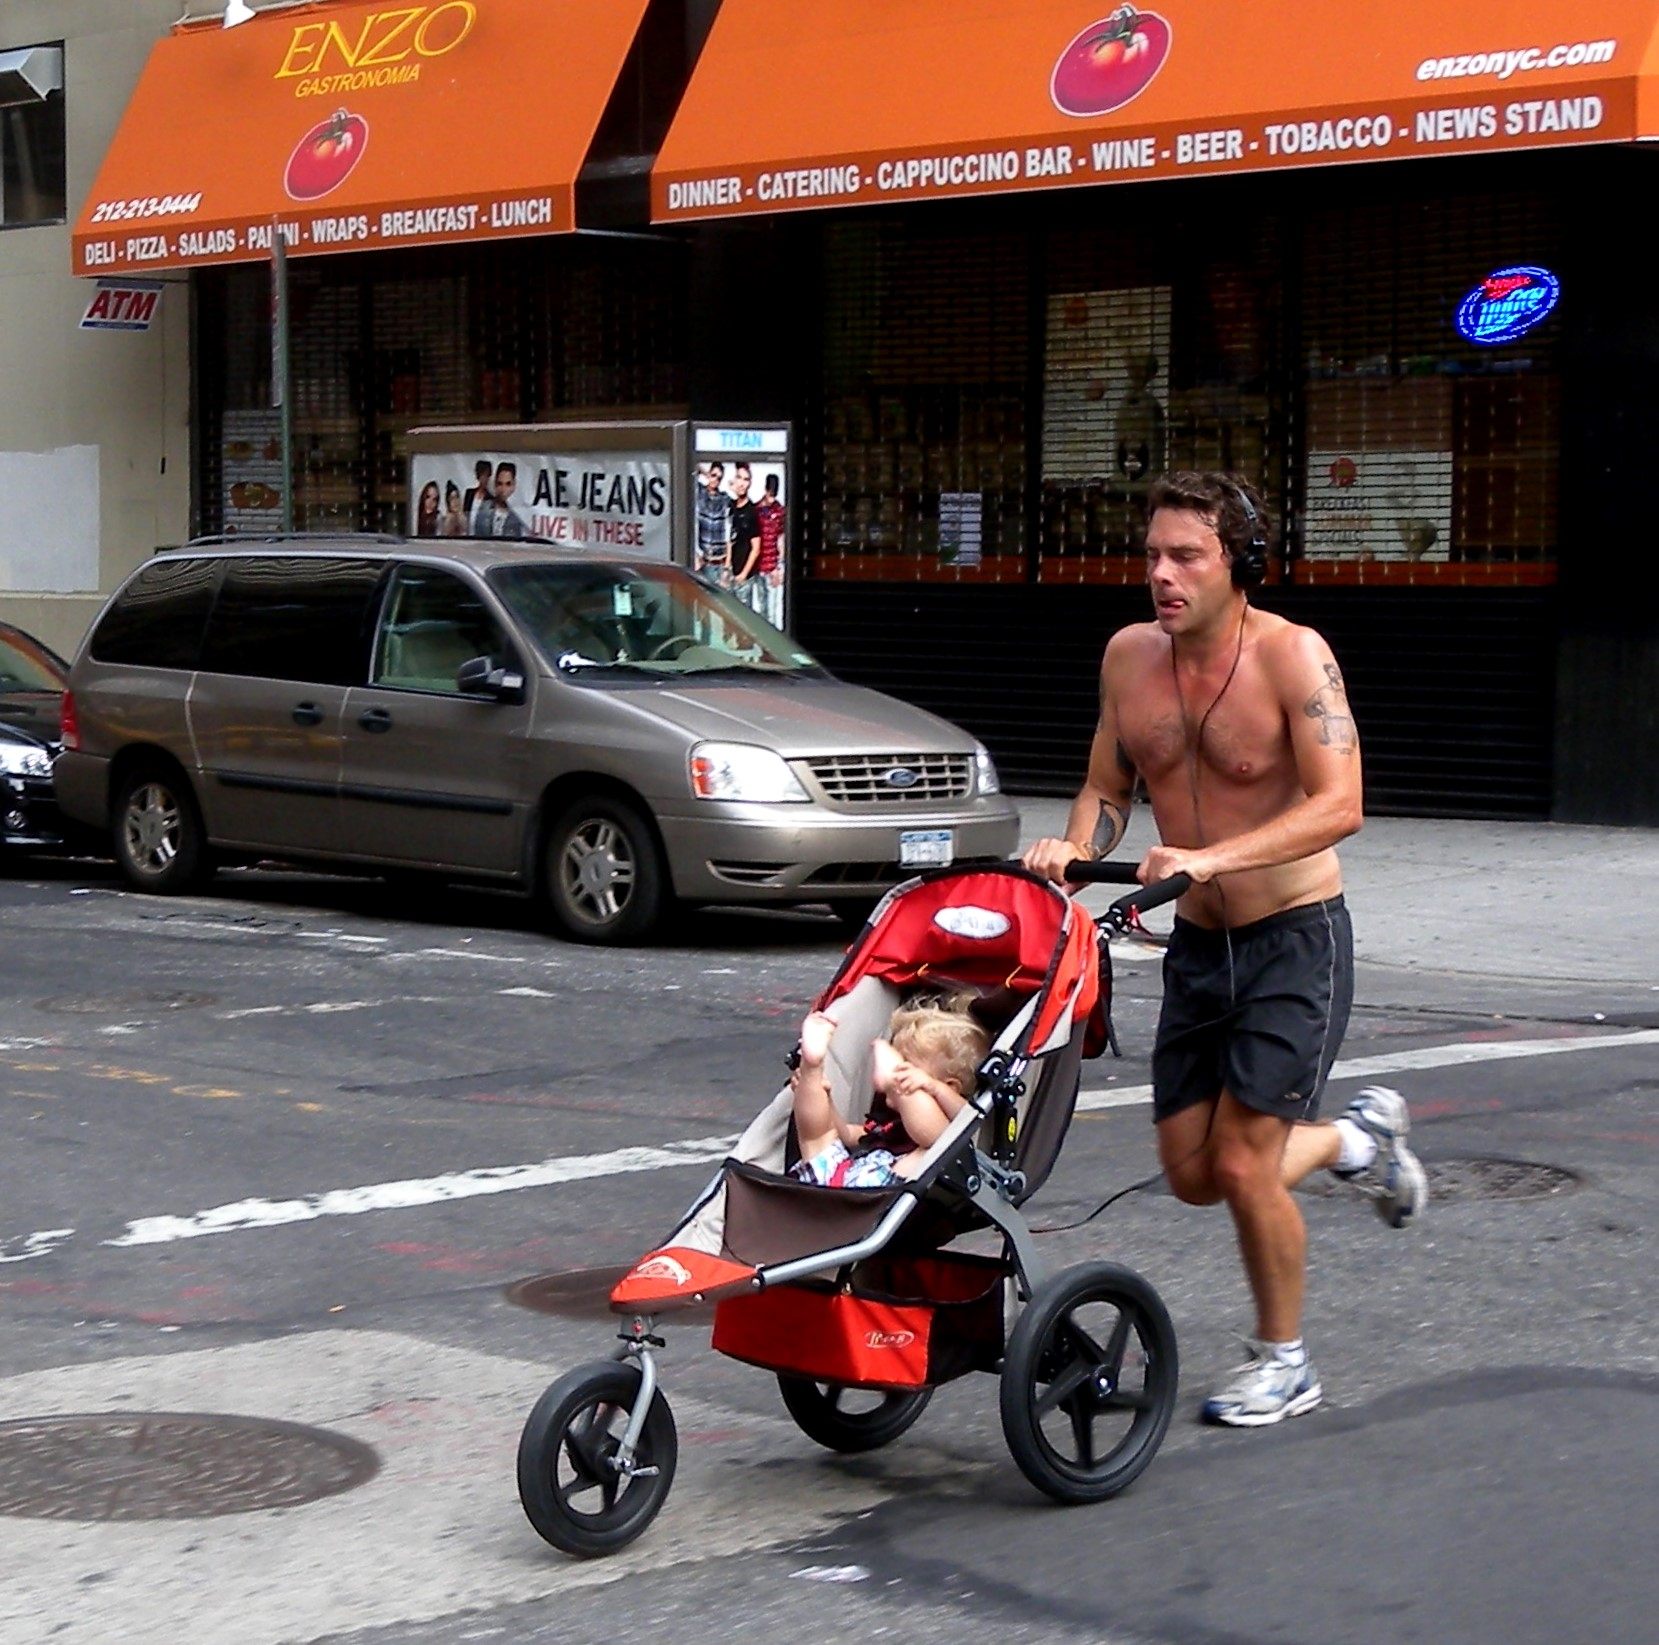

{"left": 1455, "top": 265, "right": 1561, "bottom": 345}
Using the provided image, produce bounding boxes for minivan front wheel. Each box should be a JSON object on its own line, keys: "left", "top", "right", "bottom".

{"left": 544, "top": 795, "right": 666, "bottom": 944}
{"left": 113, "top": 767, "right": 212, "bottom": 894}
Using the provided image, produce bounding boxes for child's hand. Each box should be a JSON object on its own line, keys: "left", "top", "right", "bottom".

{"left": 888, "top": 1061, "right": 946, "bottom": 1106}
{"left": 798, "top": 1011, "right": 837, "bottom": 1068}
{"left": 883, "top": 1058, "right": 959, "bottom": 1151}
{"left": 869, "top": 1037, "right": 904, "bottom": 1091}
{"left": 887, "top": 1060, "right": 921, "bottom": 1097}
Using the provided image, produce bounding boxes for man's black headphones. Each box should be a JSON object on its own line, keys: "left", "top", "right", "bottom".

{"left": 1226, "top": 480, "right": 1268, "bottom": 590}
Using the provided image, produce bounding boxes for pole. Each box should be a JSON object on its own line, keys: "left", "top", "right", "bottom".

{"left": 271, "top": 221, "right": 294, "bottom": 533}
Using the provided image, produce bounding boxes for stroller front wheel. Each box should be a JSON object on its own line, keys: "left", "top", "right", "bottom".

{"left": 999, "top": 1260, "right": 1178, "bottom": 1504}
{"left": 518, "top": 1360, "right": 677, "bottom": 1558}
{"left": 777, "top": 1375, "right": 933, "bottom": 1453}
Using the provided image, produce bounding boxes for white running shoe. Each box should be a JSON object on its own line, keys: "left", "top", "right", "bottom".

{"left": 1201, "top": 1342, "right": 1323, "bottom": 1427}
{"left": 1336, "top": 1085, "right": 1429, "bottom": 1229}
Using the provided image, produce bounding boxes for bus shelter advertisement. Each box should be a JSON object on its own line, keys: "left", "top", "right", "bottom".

{"left": 409, "top": 451, "right": 672, "bottom": 558}
{"left": 691, "top": 424, "right": 791, "bottom": 633}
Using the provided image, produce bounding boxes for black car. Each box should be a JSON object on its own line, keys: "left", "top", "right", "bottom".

{"left": 0, "top": 620, "right": 68, "bottom": 849}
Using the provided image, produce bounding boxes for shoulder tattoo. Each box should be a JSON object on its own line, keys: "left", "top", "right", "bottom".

{"left": 1303, "top": 662, "right": 1357, "bottom": 752}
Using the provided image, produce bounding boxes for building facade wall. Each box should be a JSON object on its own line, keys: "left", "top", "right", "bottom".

{"left": 0, "top": 0, "right": 189, "bottom": 661}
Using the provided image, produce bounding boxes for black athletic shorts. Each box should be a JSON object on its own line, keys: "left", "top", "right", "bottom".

{"left": 1151, "top": 896, "right": 1353, "bottom": 1124}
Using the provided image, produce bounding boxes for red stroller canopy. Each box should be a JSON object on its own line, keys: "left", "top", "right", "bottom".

{"left": 819, "top": 869, "right": 1102, "bottom": 1057}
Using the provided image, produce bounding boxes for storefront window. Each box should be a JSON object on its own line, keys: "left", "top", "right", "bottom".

{"left": 811, "top": 221, "right": 1029, "bottom": 583}
{"left": 1296, "top": 192, "right": 1560, "bottom": 586}
{"left": 1039, "top": 225, "right": 1284, "bottom": 584}
{"left": 804, "top": 186, "right": 1559, "bottom": 595}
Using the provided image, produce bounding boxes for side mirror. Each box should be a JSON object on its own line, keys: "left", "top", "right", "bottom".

{"left": 456, "top": 655, "right": 526, "bottom": 703}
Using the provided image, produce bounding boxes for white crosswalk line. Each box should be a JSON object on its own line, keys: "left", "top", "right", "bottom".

{"left": 1075, "top": 1026, "right": 1659, "bottom": 1112}
{"left": 1, "top": 1029, "right": 1650, "bottom": 1262}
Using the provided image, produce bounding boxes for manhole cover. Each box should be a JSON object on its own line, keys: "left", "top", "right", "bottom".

{"left": 1300, "top": 1156, "right": 1579, "bottom": 1203}
{"left": 0, "top": 1413, "right": 378, "bottom": 1521}
{"left": 506, "top": 1266, "right": 695, "bottom": 1326}
{"left": 34, "top": 990, "right": 217, "bottom": 1015}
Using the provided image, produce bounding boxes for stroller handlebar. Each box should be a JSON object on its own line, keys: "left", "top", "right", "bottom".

{"left": 1060, "top": 860, "right": 1193, "bottom": 932}
{"left": 1060, "top": 860, "right": 1142, "bottom": 886}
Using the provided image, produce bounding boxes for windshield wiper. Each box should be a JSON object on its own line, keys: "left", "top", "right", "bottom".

{"left": 555, "top": 650, "right": 625, "bottom": 672}
{"left": 674, "top": 661, "right": 825, "bottom": 678}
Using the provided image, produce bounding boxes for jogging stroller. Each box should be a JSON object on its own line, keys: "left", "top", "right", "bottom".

{"left": 517, "top": 862, "right": 1188, "bottom": 1558}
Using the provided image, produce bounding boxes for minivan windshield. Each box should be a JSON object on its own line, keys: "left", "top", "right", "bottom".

{"left": 488, "top": 562, "right": 824, "bottom": 677}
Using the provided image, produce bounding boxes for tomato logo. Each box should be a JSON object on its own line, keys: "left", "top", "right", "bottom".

{"left": 1051, "top": 7, "right": 1172, "bottom": 117}
{"left": 283, "top": 109, "right": 369, "bottom": 201}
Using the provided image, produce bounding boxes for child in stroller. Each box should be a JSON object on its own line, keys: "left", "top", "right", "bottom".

{"left": 789, "top": 996, "right": 990, "bottom": 1189}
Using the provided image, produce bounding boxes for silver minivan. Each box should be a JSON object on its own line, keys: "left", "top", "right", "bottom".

{"left": 55, "top": 539, "right": 1019, "bottom": 942}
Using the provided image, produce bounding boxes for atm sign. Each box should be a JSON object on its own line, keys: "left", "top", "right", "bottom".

{"left": 81, "top": 280, "right": 165, "bottom": 331}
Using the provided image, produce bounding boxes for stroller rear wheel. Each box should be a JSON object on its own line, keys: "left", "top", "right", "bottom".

{"left": 518, "top": 1360, "right": 677, "bottom": 1558}
{"left": 777, "top": 1375, "right": 933, "bottom": 1453}
{"left": 1000, "top": 1261, "right": 1177, "bottom": 1504}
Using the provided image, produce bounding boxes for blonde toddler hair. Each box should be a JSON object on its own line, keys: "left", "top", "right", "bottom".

{"left": 886, "top": 992, "right": 990, "bottom": 1095}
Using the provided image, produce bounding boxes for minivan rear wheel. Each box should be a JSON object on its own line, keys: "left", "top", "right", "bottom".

{"left": 113, "top": 766, "right": 213, "bottom": 894}
{"left": 544, "top": 795, "right": 666, "bottom": 944}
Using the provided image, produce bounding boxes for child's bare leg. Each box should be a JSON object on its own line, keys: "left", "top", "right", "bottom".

{"left": 791, "top": 1012, "right": 843, "bottom": 1159}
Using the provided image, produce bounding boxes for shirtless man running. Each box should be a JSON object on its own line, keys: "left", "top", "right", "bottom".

{"left": 1023, "top": 470, "right": 1426, "bottom": 1427}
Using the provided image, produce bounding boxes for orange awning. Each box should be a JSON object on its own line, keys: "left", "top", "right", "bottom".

{"left": 655, "top": 0, "right": 1659, "bottom": 222}
{"left": 73, "top": 0, "right": 648, "bottom": 276}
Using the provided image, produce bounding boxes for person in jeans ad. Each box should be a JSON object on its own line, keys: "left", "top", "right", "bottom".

{"left": 754, "top": 471, "right": 787, "bottom": 628}
{"left": 695, "top": 461, "right": 732, "bottom": 587}
{"left": 728, "top": 462, "right": 763, "bottom": 609}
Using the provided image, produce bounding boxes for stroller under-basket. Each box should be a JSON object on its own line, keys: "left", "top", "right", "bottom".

{"left": 518, "top": 861, "right": 1188, "bottom": 1558}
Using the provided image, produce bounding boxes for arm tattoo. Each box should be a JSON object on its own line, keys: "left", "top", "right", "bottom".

{"left": 1303, "top": 662, "right": 1357, "bottom": 752}
{"left": 1092, "top": 799, "right": 1128, "bottom": 857}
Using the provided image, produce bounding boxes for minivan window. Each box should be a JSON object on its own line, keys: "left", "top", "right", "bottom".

{"left": 488, "top": 562, "right": 821, "bottom": 676}
{"left": 372, "top": 565, "right": 518, "bottom": 694}
{"left": 198, "top": 557, "right": 383, "bottom": 686}
{"left": 89, "top": 558, "right": 218, "bottom": 670}
{"left": 0, "top": 625, "right": 66, "bottom": 691}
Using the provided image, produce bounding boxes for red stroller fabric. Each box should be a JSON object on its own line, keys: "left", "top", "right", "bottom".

{"left": 818, "top": 869, "right": 1103, "bottom": 1056}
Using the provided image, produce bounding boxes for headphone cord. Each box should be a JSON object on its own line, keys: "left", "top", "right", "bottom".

{"left": 1031, "top": 1103, "right": 1225, "bottom": 1234}
{"left": 1035, "top": 602, "right": 1251, "bottom": 1238}
{"left": 1175, "top": 597, "right": 1250, "bottom": 856}
{"left": 1031, "top": 1167, "right": 1166, "bottom": 1234}
{"left": 1176, "top": 595, "right": 1248, "bottom": 991}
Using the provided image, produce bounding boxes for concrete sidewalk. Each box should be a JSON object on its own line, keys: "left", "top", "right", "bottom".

{"left": 1012, "top": 795, "right": 1659, "bottom": 988}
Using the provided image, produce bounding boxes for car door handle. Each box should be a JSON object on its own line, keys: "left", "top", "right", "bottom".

{"left": 358, "top": 707, "right": 393, "bottom": 733}
{"left": 291, "top": 701, "right": 325, "bottom": 726}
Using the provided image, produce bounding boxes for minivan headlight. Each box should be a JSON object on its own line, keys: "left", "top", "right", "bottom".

{"left": 974, "top": 742, "right": 1001, "bottom": 795}
{"left": 689, "top": 742, "right": 810, "bottom": 803}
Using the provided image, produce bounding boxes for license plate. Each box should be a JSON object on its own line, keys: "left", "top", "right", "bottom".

{"left": 899, "top": 829, "right": 954, "bottom": 868}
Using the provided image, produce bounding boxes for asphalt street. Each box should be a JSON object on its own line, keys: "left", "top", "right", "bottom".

{"left": 1, "top": 811, "right": 1656, "bottom": 1645}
